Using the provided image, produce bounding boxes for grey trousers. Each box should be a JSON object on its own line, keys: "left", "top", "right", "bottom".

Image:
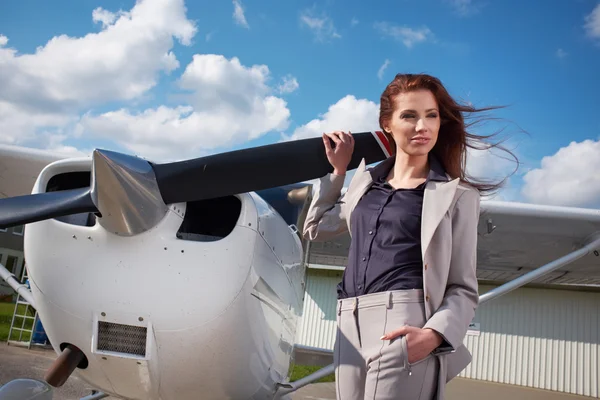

{"left": 334, "top": 289, "right": 443, "bottom": 400}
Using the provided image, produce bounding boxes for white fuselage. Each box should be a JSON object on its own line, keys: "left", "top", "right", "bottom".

{"left": 23, "top": 159, "right": 306, "bottom": 399}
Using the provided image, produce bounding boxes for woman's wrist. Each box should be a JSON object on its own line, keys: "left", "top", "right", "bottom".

{"left": 424, "top": 328, "right": 443, "bottom": 348}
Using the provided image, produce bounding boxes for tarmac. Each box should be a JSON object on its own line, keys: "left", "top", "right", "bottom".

{"left": 0, "top": 343, "right": 591, "bottom": 400}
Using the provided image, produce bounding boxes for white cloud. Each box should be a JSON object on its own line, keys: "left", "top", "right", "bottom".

{"left": 233, "top": 0, "right": 249, "bottom": 28}
{"left": 556, "top": 48, "right": 568, "bottom": 58}
{"left": 300, "top": 9, "right": 341, "bottom": 42}
{"left": 283, "top": 95, "right": 378, "bottom": 188}
{"left": 378, "top": 59, "right": 391, "bottom": 80}
{"left": 77, "top": 54, "right": 291, "bottom": 161}
{"left": 0, "top": 0, "right": 196, "bottom": 115}
{"left": 445, "top": 0, "right": 483, "bottom": 17}
{"left": 374, "top": 22, "right": 433, "bottom": 48}
{"left": 0, "top": 100, "right": 73, "bottom": 146}
{"left": 92, "top": 7, "right": 119, "bottom": 28}
{"left": 584, "top": 4, "right": 600, "bottom": 39}
{"left": 0, "top": 0, "right": 299, "bottom": 162}
{"left": 351, "top": 17, "right": 359, "bottom": 27}
{"left": 282, "top": 95, "right": 379, "bottom": 142}
{"left": 277, "top": 75, "right": 299, "bottom": 94}
{"left": 521, "top": 139, "right": 600, "bottom": 208}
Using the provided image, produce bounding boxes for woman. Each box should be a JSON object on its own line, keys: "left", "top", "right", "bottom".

{"left": 302, "top": 73, "right": 514, "bottom": 400}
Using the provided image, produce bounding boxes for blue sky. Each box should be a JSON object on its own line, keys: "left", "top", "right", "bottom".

{"left": 0, "top": 0, "right": 599, "bottom": 207}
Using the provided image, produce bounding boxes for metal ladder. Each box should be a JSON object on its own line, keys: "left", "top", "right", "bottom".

{"left": 7, "top": 266, "right": 47, "bottom": 348}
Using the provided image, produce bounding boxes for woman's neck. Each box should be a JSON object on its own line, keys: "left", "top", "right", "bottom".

{"left": 386, "top": 151, "right": 429, "bottom": 189}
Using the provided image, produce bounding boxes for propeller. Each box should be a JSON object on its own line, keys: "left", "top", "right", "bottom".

{"left": 0, "top": 131, "right": 392, "bottom": 232}
{"left": 0, "top": 188, "right": 95, "bottom": 229}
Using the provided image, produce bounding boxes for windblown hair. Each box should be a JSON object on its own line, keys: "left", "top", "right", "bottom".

{"left": 379, "top": 73, "right": 520, "bottom": 196}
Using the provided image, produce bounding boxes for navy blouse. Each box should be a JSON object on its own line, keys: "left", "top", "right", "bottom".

{"left": 337, "top": 154, "right": 448, "bottom": 299}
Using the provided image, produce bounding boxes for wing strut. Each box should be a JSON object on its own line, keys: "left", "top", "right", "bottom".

{"left": 274, "top": 363, "right": 335, "bottom": 398}
{"left": 479, "top": 234, "right": 600, "bottom": 304}
{"left": 0, "top": 262, "right": 35, "bottom": 307}
{"left": 79, "top": 392, "right": 109, "bottom": 400}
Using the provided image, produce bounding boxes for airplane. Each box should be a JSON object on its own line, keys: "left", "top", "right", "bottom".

{"left": 0, "top": 131, "right": 599, "bottom": 400}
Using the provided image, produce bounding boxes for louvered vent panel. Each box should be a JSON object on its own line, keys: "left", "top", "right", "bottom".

{"left": 97, "top": 321, "right": 147, "bottom": 357}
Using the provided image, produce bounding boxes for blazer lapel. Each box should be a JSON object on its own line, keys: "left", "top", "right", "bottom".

{"left": 421, "top": 177, "right": 460, "bottom": 257}
{"left": 344, "top": 158, "right": 373, "bottom": 232}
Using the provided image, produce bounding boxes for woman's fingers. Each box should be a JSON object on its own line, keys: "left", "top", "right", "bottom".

{"left": 322, "top": 134, "right": 333, "bottom": 153}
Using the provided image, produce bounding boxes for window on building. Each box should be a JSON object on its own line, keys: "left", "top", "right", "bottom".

{"left": 5, "top": 255, "right": 18, "bottom": 274}
{"left": 12, "top": 225, "right": 24, "bottom": 236}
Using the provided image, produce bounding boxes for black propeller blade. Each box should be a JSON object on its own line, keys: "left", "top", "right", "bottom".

{"left": 0, "top": 131, "right": 390, "bottom": 230}
{"left": 152, "top": 131, "right": 389, "bottom": 204}
{"left": 0, "top": 188, "right": 96, "bottom": 229}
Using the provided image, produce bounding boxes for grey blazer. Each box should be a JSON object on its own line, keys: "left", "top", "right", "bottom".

{"left": 302, "top": 158, "right": 481, "bottom": 383}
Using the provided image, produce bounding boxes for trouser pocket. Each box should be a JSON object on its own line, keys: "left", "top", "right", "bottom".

{"left": 401, "top": 335, "right": 434, "bottom": 375}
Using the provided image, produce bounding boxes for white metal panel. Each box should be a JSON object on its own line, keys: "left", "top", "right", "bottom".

{"left": 295, "top": 269, "right": 341, "bottom": 350}
{"left": 461, "top": 284, "right": 599, "bottom": 398}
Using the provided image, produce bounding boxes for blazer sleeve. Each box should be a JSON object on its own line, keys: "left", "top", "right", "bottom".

{"left": 424, "top": 186, "right": 481, "bottom": 352}
{"left": 302, "top": 173, "right": 349, "bottom": 242}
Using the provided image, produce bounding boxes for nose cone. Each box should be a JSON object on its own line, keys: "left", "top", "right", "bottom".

{"left": 91, "top": 149, "right": 168, "bottom": 237}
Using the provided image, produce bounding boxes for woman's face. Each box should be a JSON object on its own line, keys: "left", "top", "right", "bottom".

{"left": 383, "top": 89, "right": 440, "bottom": 157}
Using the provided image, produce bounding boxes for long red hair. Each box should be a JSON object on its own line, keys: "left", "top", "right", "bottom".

{"left": 379, "top": 73, "right": 519, "bottom": 195}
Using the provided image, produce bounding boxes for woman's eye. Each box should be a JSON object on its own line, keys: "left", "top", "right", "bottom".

{"left": 428, "top": 114, "right": 438, "bottom": 118}
{"left": 402, "top": 114, "right": 415, "bottom": 119}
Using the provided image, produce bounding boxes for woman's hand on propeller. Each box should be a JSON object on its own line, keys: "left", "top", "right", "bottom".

{"left": 323, "top": 131, "right": 354, "bottom": 176}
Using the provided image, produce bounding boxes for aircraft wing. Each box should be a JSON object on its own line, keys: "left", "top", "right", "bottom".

{"left": 476, "top": 200, "right": 600, "bottom": 286}
{"left": 307, "top": 199, "right": 600, "bottom": 287}
{"left": 0, "top": 144, "right": 69, "bottom": 198}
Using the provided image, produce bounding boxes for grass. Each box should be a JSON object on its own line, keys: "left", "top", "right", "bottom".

{"left": 0, "top": 301, "right": 33, "bottom": 343}
{"left": 289, "top": 364, "right": 335, "bottom": 383}
{"left": 0, "top": 301, "right": 13, "bottom": 341}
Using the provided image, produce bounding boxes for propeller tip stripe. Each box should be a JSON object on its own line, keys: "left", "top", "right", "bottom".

{"left": 372, "top": 131, "right": 392, "bottom": 158}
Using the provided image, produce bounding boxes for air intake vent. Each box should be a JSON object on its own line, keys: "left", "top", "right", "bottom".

{"left": 97, "top": 321, "right": 147, "bottom": 357}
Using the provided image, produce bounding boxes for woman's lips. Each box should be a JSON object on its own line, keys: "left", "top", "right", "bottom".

{"left": 411, "top": 136, "right": 430, "bottom": 144}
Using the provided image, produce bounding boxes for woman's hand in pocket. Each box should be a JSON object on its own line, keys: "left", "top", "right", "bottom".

{"left": 381, "top": 326, "right": 442, "bottom": 364}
